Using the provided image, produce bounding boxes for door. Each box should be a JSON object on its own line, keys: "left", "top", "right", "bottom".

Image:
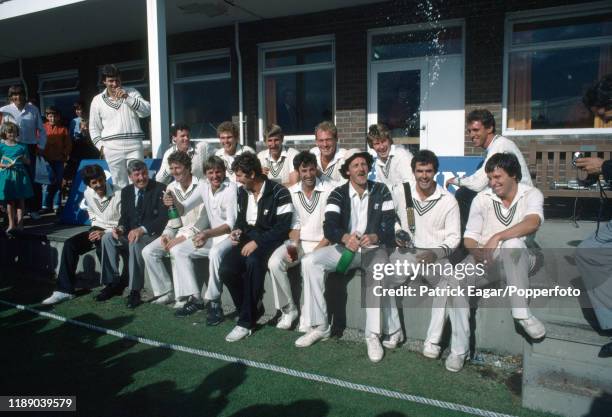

{"left": 369, "top": 56, "right": 464, "bottom": 156}
{"left": 369, "top": 60, "right": 428, "bottom": 150}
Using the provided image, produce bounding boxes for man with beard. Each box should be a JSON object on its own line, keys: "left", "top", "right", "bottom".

{"left": 296, "top": 149, "right": 396, "bottom": 363}
{"left": 42, "top": 165, "right": 121, "bottom": 305}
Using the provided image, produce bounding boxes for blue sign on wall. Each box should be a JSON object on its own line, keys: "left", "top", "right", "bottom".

{"left": 60, "top": 159, "right": 161, "bottom": 225}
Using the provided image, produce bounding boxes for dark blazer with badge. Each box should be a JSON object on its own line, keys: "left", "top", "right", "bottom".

{"left": 324, "top": 180, "right": 396, "bottom": 247}
{"left": 118, "top": 180, "right": 168, "bottom": 236}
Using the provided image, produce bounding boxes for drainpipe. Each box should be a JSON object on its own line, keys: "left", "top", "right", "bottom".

{"left": 235, "top": 21, "right": 244, "bottom": 145}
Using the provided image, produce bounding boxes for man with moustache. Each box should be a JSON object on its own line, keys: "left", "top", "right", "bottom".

{"left": 267, "top": 151, "right": 333, "bottom": 331}
{"left": 155, "top": 123, "right": 209, "bottom": 184}
{"left": 390, "top": 150, "right": 463, "bottom": 371}
{"left": 162, "top": 156, "right": 237, "bottom": 325}
{"left": 99, "top": 160, "right": 167, "bottom": 308}
{"left": 41, "top": 165, "right": 121, "bottom": 305}
{"left": 142, "top": 151, "right": 204, "bottom": 308}
{"left": 309, "top": 121, "right": 347, "bottom": 183}
{"left": 89, "top": 64, "right": 151, "bottom": 189}
{"left": 297, "top": 149, "right": 396, "bottom": 363}
{"left": 257, "top": 124, "right": 299, "bottom": 186}
{"left": 446, "top": 109, "right": 532, "bottom": 232}
{"left": 464, "top": 153, "right": 546, "bottom": 346}
{"left": 214, "top": 121, "right": 255, "bottom": 182}
{"left": 219, "top": 153, "right": 293, "bottom": 342}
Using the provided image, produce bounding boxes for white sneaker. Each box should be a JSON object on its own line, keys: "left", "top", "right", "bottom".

{"left": 295, "top": 325, "right": 331, "bottom": 348}
{"left": 276, "top": 308, "right": 298, "bottom": 330}
{"left": 518, "top": 316, "right": 546, "bottom": 339}
{"left": 42, "top": 291, "right": 74, "bottom": 305}
{"left": 225, "top": 325, "right": 252, "bottom": 342}
{"left": 366, "top": 335, "right": 384, "bottom": 363}
{"left": 445, "top": 353, "right": 466, "bottom": 372}
{"left": 382, "top": 331, "right": 404, "bottom": 349}
{"left": 422, "top": 342, "right": 441, "bottom": 359}
{"left": 173, "top": 299, "right": 187, "bottom": 309}
{"left": 152, "top": 292, "right": 174, "bottom": 305}
{"left": 297, "top": 316, "right": 309, "bottom": 333}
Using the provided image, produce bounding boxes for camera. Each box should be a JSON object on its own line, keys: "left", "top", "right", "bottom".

{"left": 572, "top": 151, "right": 584, "bottom": 168}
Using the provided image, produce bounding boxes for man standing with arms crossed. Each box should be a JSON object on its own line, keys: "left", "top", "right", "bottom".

{"left": 89, "top": 65, "right": 151, "bottom": 189}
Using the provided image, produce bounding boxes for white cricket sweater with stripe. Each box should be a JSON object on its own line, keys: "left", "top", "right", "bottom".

{"left": 257, "top": 146, "right": 299, "bottom": 184}
{"left": 464, "top": 183, "right": 544, "bottom": 246}
{"left": 89, "top": 87, "right": 151, "bottom": 150}
{"left": 392, "top": 182, "right": 460, "bottom": 258}
{"left": 81, "top": 183, "right": 122, "bottom": 230}
{"left": 371, "top": 145, "right": 416, "bottom": 188}
{"left": 155, "top": 142, "right": 210, "bottom": 184}
{"left": 289, "top": 177, "right": 334, "bottom": 243}
{"left": 309, "top": 146, "right": 347, "bottom": 184}
{"left": 163, "top": 177, "right": 204, "bottom": 239}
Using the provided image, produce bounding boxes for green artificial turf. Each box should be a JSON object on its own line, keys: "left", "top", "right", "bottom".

{"left": 0, "top": 271, "right": 560, "bottom": 417}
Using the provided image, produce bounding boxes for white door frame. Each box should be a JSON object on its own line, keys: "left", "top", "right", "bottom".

{"left": 368, "top": 58, "right": 429, "bottom": 147}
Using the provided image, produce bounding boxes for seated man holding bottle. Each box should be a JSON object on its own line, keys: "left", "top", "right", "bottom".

{"left": 297, "top": 149, "right": 396, "bottom": 363}
{"left": 142, "top": 151, "right": 204, "bottom": 308}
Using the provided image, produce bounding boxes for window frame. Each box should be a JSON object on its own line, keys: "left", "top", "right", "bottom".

{"left": 169, "top": 49, "right": 232, "bottom": 143}
{"left": 258, "top": 35, "right": 336, "bottom": 142}
{"left": 502, "top": 1, "right": 612, "bottom": 136}
{"left": 38, "top": 70, "right": 80, "bottom": 118}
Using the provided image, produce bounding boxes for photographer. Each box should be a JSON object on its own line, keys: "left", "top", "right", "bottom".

{"left": 575, "top": 73, "right": 612, "bottom": 358}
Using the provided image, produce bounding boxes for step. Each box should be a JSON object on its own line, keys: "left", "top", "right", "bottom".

{"left": 522, "top": 320, "right": 612, "bottom": 417}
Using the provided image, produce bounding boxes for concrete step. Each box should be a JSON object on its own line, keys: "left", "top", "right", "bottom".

{"left": 522, "top": 321, "right": 612, "bottom": 417}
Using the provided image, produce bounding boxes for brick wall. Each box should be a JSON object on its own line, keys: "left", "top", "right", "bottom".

{"left": 0, "top": 0, "right": 596, "bottom": 153}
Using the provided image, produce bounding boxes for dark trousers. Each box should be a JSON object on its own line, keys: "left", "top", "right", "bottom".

{"left": 57, "top": 229, "right": 103, "bottom": 294}
{"left": 219, "top": 241, "right": 280, "bottom": 329}
{"left": 26, "top": 144, "right": 42, "bottom": 213}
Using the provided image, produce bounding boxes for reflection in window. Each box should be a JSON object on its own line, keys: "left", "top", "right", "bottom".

{"left": 261, "top": 41, "right": 334, "bottom": 137}
{"left": 171, "top": 53, "right": 232, "bottom": 140}
{"left": 377, "top": 70, "right": 420, "bottom": 139}
{"left": 39, "top": 72, "right": 80, "bottom": 124}
{"left": 372, "top": 27, "right": 462, "bottom": 60}
{"left": 507, "top": 11, "right": 612, "bottom": 131}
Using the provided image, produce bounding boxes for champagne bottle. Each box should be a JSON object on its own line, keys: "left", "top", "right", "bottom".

{"left": 166, "top": 191, "right": 183, "bottom": 229}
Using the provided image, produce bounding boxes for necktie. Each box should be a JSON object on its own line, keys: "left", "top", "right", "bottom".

{"left": 136, "top": 189, "right": 144, "bottom": 214}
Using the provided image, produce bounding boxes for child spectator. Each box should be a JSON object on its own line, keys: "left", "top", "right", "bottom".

{"left": 41, "top": 106, "right": 71, "bottom": 215}
{"left": 0, "top": 122, "right": 33, "bottom": 233}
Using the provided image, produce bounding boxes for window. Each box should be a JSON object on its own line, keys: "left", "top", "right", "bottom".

{"left": 39, "top": 71, "right": 80, "bottom": 124}
{"left": 504, "top": 4, "right": 612, "bottom": 134}
{"left": 371, "top": 26, "right": 462, "bottom": 61}
{"left": 259, "top": 37, "right": 335, "bottom": 139}
{"left": 170, "top": 50, "right": 232, "bottom": 140}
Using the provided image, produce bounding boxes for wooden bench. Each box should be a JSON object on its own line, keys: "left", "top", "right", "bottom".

{"left": 528, "top": 143, "right": 612, "bottom": 198}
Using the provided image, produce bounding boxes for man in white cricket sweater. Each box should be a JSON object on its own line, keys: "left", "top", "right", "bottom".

{"left": 214, "top": 121, "right": 255, "bottom": 183}
{"left": 309, "top": 121, "right": 347, "bottom": 184}
{"left": 257, "top": 124, "right": 299, "bottom": 186}
{"left": 446, "top": 109, "right": 531, "bottom": 233}
{"left": 464, "top": 152, "right": 546, "bottom": 343}
{"left": 155, "top": 123, "right": 209, "bottom": 184}
{"left": 390, "top": 150, "right": 464, "bottom": 371}
{"left": 89, "top": 64, "right": 151, "bottom": 189}
{"left": 367, "top": 123, "right": 415, "bottom": 187}
{"left": 142, "top": 151, "right": 204, "bottom": 307}
{"left": 267, "top": 151, "right": 333, "bottom": 331}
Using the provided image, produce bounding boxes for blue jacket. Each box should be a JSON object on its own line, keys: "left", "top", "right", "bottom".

{"left": 323, "top": 180, "right": 396, "bottom": 247}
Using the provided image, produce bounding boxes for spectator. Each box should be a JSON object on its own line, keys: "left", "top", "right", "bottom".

{"left": 41, "top": 106, "right": 71, "bottom": 215}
